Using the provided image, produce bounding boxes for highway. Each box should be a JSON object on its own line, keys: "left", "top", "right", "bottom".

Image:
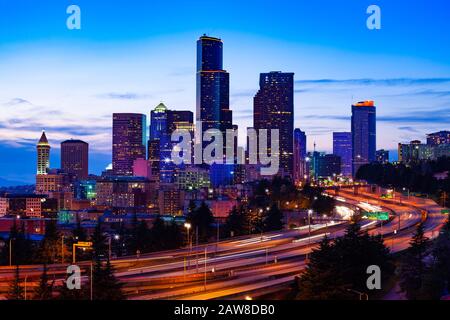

{"left": 0, "top": 187, "right": 447, "bottom": 300}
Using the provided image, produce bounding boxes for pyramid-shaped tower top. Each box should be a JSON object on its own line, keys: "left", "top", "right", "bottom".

{"left": 38, "top": 131, "right": 50, "bottom": 146}
{"left": 154, "top": 102, "right": 168, "bottom": 113}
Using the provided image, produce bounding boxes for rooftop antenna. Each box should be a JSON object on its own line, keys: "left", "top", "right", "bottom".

{"left": 314, "top": 141, "right": 316, "bottom": 152}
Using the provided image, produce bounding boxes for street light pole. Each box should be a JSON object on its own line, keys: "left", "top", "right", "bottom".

{"left": 196, "top": 226, "right": 199, "bottom": 273}
{"left": 216, "top": 223, "right": 219, "bottom": 253}
{"left": 9, "top": 238, "right": 12, "bottom": 267}
{"left": 203, "top": 247, "right": 207, "bottom": 291}
{"left": 184, "top": 223, "right": 191, "bottom": 268}
{"left": 61, "top": 235, "right": 65, "bottom": 264}
{"left": 90, "top": 262, "right": 93, "bottom": 301}
{"left": 108, "top": 236, "right": 112, "bottom": 261}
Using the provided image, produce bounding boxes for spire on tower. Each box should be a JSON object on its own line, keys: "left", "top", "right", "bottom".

{"left": 38, "top": 131, "right": 49, "bottom": 146}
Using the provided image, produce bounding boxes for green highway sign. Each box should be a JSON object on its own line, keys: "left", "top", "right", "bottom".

{"left": 441, "top": 209, "right": 450, "bottom": 215}
{"left": 364, "top": 211, "right": 390, "bottom": 221}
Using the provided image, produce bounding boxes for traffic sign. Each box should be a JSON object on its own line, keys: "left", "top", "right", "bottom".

{"left": 364, "top": 211, "right": 389, "bottom": 221}
{"left": 77, "top": 241, "right": 93, "bottom": 247}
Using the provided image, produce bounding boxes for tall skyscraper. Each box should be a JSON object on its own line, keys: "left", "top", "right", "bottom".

{"left": 351, "top": 101, "right": 376, "bottom": 176}
{"left": 333, "top": 132, "right": 352, "bottom": 176}
{"left": 196, "top": 35, "right": 232, "bottom": 145}
{"left": 293, "top": 128, "right": 307, "bottom": 184}
{"left": 61, "top": 139, "right": 89, "bottom": 180}
{"left": 112, "top": 113, "right": 146, "bottom": 176}
{"left": 149, "top": 102, "right": 168, "bottom": 141}
{"left": 37, "top": 131, "right": 50, "bottom": 175}
{"left": 148, "top": 103, "right": 194, "bottom": 183}
{"left": 196, "top": 35, "right": 235, "bottom": 187}
{"left": 254, "top": 71, "right": 294, "bottom": 176}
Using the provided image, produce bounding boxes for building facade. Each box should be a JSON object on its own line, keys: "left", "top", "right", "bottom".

{"left": 254, "top": 72, "right": 294, "bottom": 177}
{"left": 293, "top": 128, "right": 307, "bottom": 184}
{"left": 196, "top": 35, "right": 232, "bottom": 140}
{"left": 333, "top": 132, "right": 352, "bottom": 176}
{"left": 427, "top": 131, "right": 450, "bottom": 146}
{"left": 61, "top": 139, "right": 89, "bottom": 180}
{"left": 112, "top": 113, "right": 147, "bottom": 176}
{"left": 95, "top": 176, "right": 151, "bottom": 210}
{"left": 37, "top": 131, "right": 50, "bottom": 175}
{"left": 376, "top": 149, "right": 390, "bottom": 164}
{"left": 351, "top": 101, "right": 376, "bottom": 176}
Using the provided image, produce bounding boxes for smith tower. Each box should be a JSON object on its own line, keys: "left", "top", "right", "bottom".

{"left": 37, "top": 131, "right": 50, "bottom": 175}
{"left": 196, "top": 35, "right": 232, "bottom": 144}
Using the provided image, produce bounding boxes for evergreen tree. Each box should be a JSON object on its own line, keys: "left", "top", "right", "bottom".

{"left": 37, "top": 220, "right": 61, "bottom": 264}
{"left": 73, "top": 213, "right": 87, "bottom": 242}
{"left": 89, "top": 221, "right": 124, "bottom": 300}
{"left": 7, "top": 265, "right": 24, "bottom": 300}
{"left": 92, "top": 259, "right": 124, "bottom": 300}
{"left": 165, "top": 221, "right": 184, "bottom": 250}
{"left": 430, "top": 217, "right": 450, "bottom": 298}
{"left": 296, "top": 236, "right": 347, "bottom": 299}
{"left": 187, "top": 202, "right": 215, "bottom": 242}
{"left": 2, "top": 221, "right": 35, "bottom": 265}
{"left": 57, "top": 282, "right": 88, "bottom": 300}
{"left": 91, "top": 221, "right": 107, "bottom": 261}
{"left": 135, "top": 220, "right": 152, "bottom": 253}
{"left": 263, "top": 204, "right": 283, "bottom": 232}
{"left": 225, "top": 206, "right": 249, "bottom": 237}
{"left": 296, "top": 221, "right": 394, "bottom": 299}
{"left": 400, "top": 222, "right": 431, "bottom": 299}
{"left": 33, "top": 264, "right": 54, "bottom": 300}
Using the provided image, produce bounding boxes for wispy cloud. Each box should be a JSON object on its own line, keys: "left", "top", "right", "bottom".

{"left": 303, "top": 107, "right": 450, "bottom": 124}
{"left": 98, "top": 92, "right": 151, "bottom": 100}
{"left": 398, "top": 126, "right": 421, "bottom": 133}
{"left": 2, "top": 98, "right": 32, "bottom": 106}
{"left": 295, "top": 78, "right": 450, "bottom": 86}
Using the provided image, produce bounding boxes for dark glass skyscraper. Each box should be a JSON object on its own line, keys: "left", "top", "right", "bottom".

{"left": 61, "top": 139, "right": 89, "bottom": 180}
{"left": 254, "top": 72, "right": 294, "bottom": 176}
{"left": 293, "top": 128, "right": 307, "bottom": 183}
{"left": 148, "top": 103, "right": 194, "bottom": 183}
{"left": 112, "top": 113, "right": 146, "bottom": 176}
{"left": 333, "top": 132, "right": 352, "bottom": 176}
{"left": 351, "top": 101, "right": 376, "bottom": 176}
{"left": 196, "top": 35, "right": 232, "bottom": 140}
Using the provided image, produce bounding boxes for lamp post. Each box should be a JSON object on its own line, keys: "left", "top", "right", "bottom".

{"left": 9, "top": 238, "right": 13, "bottom": 267}
{"left": 61, "top": 235, "right": 65, "bottom": 264}
{"left": 203, "top": 247, "right": 207, "bottom": 291}
{"left": 306, "top": 209, "right": 313, "bottom": 261}
{"left": 184, "top": 223, "right": 191, "bottom": 268}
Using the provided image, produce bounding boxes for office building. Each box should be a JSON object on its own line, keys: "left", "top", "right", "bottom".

{"left": 293, "top": 129, "right": 307, "bottom": 184}
{"left": 61, "top": 139, "right": 89, "bottom": 180}
{"left": 112, "top": 113, "right": 146, "bottom": 176}
{"left": 376, "top": 149, "right": 390, "bottom": 164}
{"left": 351, "top": 101, "right": 376, "bottom": 176}
{"left": 37, "top": 131, "right": 50, "bottom": 175}
{"left": 333, "top": 132, "right": 352, "bottom": 176}
{"left": 427, "top": 131, "right": 450, "bottom": 146}
{"left": 196, "top": 35, "right": 232, "bottom": 143}
{"left": 254, "top": 72, "right": 294, "bottom": 176}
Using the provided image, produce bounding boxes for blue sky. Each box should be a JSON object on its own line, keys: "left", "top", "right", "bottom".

{"left": 0, "top": 0, "right": 449, "bottom": 184}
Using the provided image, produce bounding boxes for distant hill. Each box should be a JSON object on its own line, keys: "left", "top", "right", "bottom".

{"left": 0, "top": 177, "right": 29, "bottom": 187}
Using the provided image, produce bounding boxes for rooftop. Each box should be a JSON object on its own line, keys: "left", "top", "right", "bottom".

{"left": 353, "top": 100, "right": 375, "bottom": 107}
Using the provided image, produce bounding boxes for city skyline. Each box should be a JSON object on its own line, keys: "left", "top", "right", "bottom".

{"left": 1, "top": 0, "right": 450, "bottom": 184}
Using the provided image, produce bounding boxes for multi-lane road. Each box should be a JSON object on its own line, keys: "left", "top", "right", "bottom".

{"left": 0, "top": 187, "right": 447, "bottom": 300}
